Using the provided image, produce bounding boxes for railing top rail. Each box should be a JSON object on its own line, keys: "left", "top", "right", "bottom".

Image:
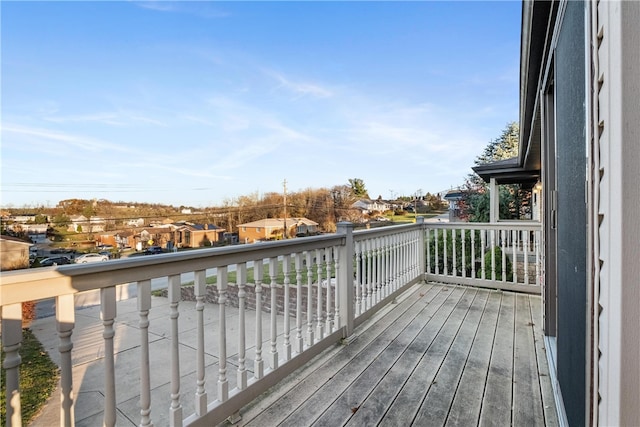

{"left": 423, "top": 221, "right": 541, "bottom": 231}
{"left": 353, "top": 222, "right": 421, "bottom": 241}
{"left": 0, "top": 233, "right": 344, "bottom": 306}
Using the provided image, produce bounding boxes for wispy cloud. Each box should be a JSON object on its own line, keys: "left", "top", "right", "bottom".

{"left": 266, "top": 70, "right": 334, "bottom": 99}
{"left": 135, "top": 1, "right": 176, "bottom": 13}
{"left": 2, "top": 124, "right": 133, "bottom": 153}
{"left": 44, "top": 112, "right": 125, "bottom": 126}
{"left": 134, "top": 1, "right": 230, "bottom": 18}
{"left": 43, "top": 111, "right": 168, "bottom": 127}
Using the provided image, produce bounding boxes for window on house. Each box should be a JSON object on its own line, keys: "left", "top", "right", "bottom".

{"left": 256, "top": 227, "right": 261, "bottom": 232}
{"left": 242, "top": 227, "right": 246, "bottom": 232}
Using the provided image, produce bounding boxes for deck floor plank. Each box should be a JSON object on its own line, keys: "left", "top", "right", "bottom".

{"left": 413, "top": 289, "right": 490, "bottom": 426}
{"left": 338, "top": 287, "right": 474, "bottom": 427}
{"left": 479, "top": 291, "right": 515, "bottom": 427}
{"left": 445, "top": 290, "right": 502, "bottom": 426}
{"left": 242, "top": 284, "right": 443, "bottom": 426}
{"left": 530, "top": 295, "right": 559, "bottom": 427}
{"left": 283, "top": 286, "right": 467, "bottom": 427}
{"left": 513, "top": 294, "right": 545, "bottom": 426}
{"left": 223, "top": 284, "right": 557, "bottom": 427}
{"left": 372, "top": 287, "right": 479, "bottom": 426}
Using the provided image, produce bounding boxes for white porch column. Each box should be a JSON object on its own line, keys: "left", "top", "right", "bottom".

{"left": 489, "top": 177, "right": 499, "bottom": 223}
{"left": 337, "top": 222, "right": 354, "bottom": 340}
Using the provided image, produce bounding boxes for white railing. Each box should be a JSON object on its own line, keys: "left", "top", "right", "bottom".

{"left": 0, "top": 222, "right": 422, "bottom": 427}
{"left": 0, "top": 219, "right": 540, "bottom": 426}
{"left": 425, "top": 221, "right": 542, "bottom": 294}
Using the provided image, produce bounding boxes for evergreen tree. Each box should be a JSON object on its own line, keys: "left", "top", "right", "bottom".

{"left": 462, "top": 122, "right": 530, "bottom": 221}
{"left": 348, "top": 178, "right": 369, "bottom": 198}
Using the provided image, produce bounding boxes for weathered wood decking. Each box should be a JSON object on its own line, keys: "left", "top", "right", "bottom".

{"left": 230, "top": 283, "right": 558, "bottom": 427}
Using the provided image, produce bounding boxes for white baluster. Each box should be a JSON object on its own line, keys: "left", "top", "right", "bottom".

{"left": 452, "top": 228, "right": 457, "bottom": 277}
{"left": 333, "top": 247, "right": 340, "bottom": 329}
{"left": 426, "top": 228, "right": 432, "bottom": 275}
{"left": 217, "top": 267, "right": 229, "bottom": 402}
{"left": 316, "top": 249, "right": 324, "bottom": 339}
{"left": 57, "top": 294, "right": 75, "bottom": 427}
{"left": 381, "top": 236, "right": 388, "bottom": 297}
{"left": 481, "top": 230, "right": 486, "bottom": 280}
{"left": 282, "top": 254, "right": 292, "bottom": 361}
{"left": 268, "top": 258, "right": 279, "bottom": 370}
{"left": 101, "top": 286, "right": 117, "bottom": 427}
{"left": 194, "top": 270, "right": 207, "bottom": 414}
{"left": 2, "top": 303, "right": 23, "bottom": 426}
{"left": 236, "top": 264, "right": 248, "bottom": 390}
{"left": 137, "top": 280, "right": 154, "bottom": 426}
{"left": 254, "top": 260, "right": 264, "bottom": 379}
{"left": 501, "top": 230, "right": 507, "bottom": 282}
{"left": 434, "top": 229, "right": 440, "bottom": 275}
{"left": 355, "top": 241, "right": 362, "bottom": 316}
{"left": 305, "top": 251, "right": 315, "bottom": 346}
{"left": 490, "top": 230, "right": 496, "bottom": 281}
{"left": 535, "top": 230, "right": 541, "bottom": 286}
{"left": 325, "top": 248, "right": 333, "bottom": 333}
{"left": 524, "top": 230, "right": 530, "bottom": 284}
{"left": 294, "top": 253, "right": 304, "bottom": 354}
{"left": 386, "top": 235, "right": 392, "bottom": 295}
{"left": 443, "top": 229, "right": 449, "bottom": 276}
{"left": 512, "top": 230, "right": 518, "bottom": 283}
{"left": 168, "top": 274, "right": 183, "bottom": 426}
{"left": 471, "top": 230, "right": 476, "bottom": 279}
{"left": 392, "top": 234, "right": 397, "bottom": 290}
{"left": 461, "top": 229, "right": 466, "bottom": 278}
{"left": 366, "top": 239, "right": 373, "bottom": 309}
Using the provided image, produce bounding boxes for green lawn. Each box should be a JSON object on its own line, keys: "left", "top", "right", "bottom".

{"left": 1, "top": 328, "right": 59, "bottom": 425}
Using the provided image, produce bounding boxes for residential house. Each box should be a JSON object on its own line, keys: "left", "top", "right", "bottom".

{"left": 351, "top": 199, "right": 391, "bottom": 215}
{"left": 126, "top": 218, "right": 145, "bottom": 227}
{"left": 67, "top": 215, "right": 106, "bottom": 233}
{"left": 443, "top": 188, "right": 464, "bottom": 222}
{"left": 94, "top": 231, "right": 129, "bottom": 249}
{"left": 473, "top": 1, "right": 639, "bottom": 425}
{"left": 136, "top": 227, "right": 174, "bottom": 251}
{"left": 174, "top": 223, "right": 225, "bottom": 248}
{"left": 0, "top": 235, "right": 32, "bottom": 271}
{"left": 238, "top": 218, "right": 319, "bottom": 243}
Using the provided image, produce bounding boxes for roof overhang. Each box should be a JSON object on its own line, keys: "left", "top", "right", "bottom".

{"left": 472, "top": 157, "right": 539, "bottom": 187}
{"left": 473, "top": 1, "right": 555, "bottom": 186}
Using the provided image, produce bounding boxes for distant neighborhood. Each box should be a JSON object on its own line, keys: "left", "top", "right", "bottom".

{"left": 0, "top": 190, "right": 452, "bottom": 271}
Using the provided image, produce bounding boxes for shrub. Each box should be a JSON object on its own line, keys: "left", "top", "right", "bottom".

{"left": 428, "top": 229, "right": 483, "bottom": 277}
{"left": 477, "top": 246, "right": 513, "bottom": 281}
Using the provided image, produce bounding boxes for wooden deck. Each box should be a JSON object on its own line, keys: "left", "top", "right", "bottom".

{"left": 228, "top": 283, "right": 558, "bottom": 427}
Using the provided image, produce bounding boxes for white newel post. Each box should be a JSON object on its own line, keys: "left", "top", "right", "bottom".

{"left": 137, "top": 280, "right": 154, "bottom": 427}
{"left": 236, "top": 264, "right": 248, "bottom": 390}
{"left": 101, "top": 287, "right": 117, "bottom": 427}
{"left": 268, "top": 258, "right": 279, "bottom": 370}
{"left": 194, "top": 270, "right": 208, "bottom": 414}
{"left": 337, "top": 222, "right": 354, "bottom": 340}
{"left": 2, "top": 303, "right": 23, "bottom": 427}
{"left": 57, "top": 294, "right": 75, "bottom": 427}
{"left": 416, "top": 217, "right": 426, "bottom": 281}
{"left": 254, "top": 260, "right": 264, "bottom": 379}
{"left": 168, "top": 274, "right": 183, "bottom": 427}
{"left": 217, "top": 267, "right": 229, "bottom": 402}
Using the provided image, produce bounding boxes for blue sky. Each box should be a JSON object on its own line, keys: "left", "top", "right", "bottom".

{"left": 1, "top": 1, "right": 521, "bottom": 208}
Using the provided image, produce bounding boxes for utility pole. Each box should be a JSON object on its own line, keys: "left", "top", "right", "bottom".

{"left": 283, "top": 179, "right": 288, "bottom": 239}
